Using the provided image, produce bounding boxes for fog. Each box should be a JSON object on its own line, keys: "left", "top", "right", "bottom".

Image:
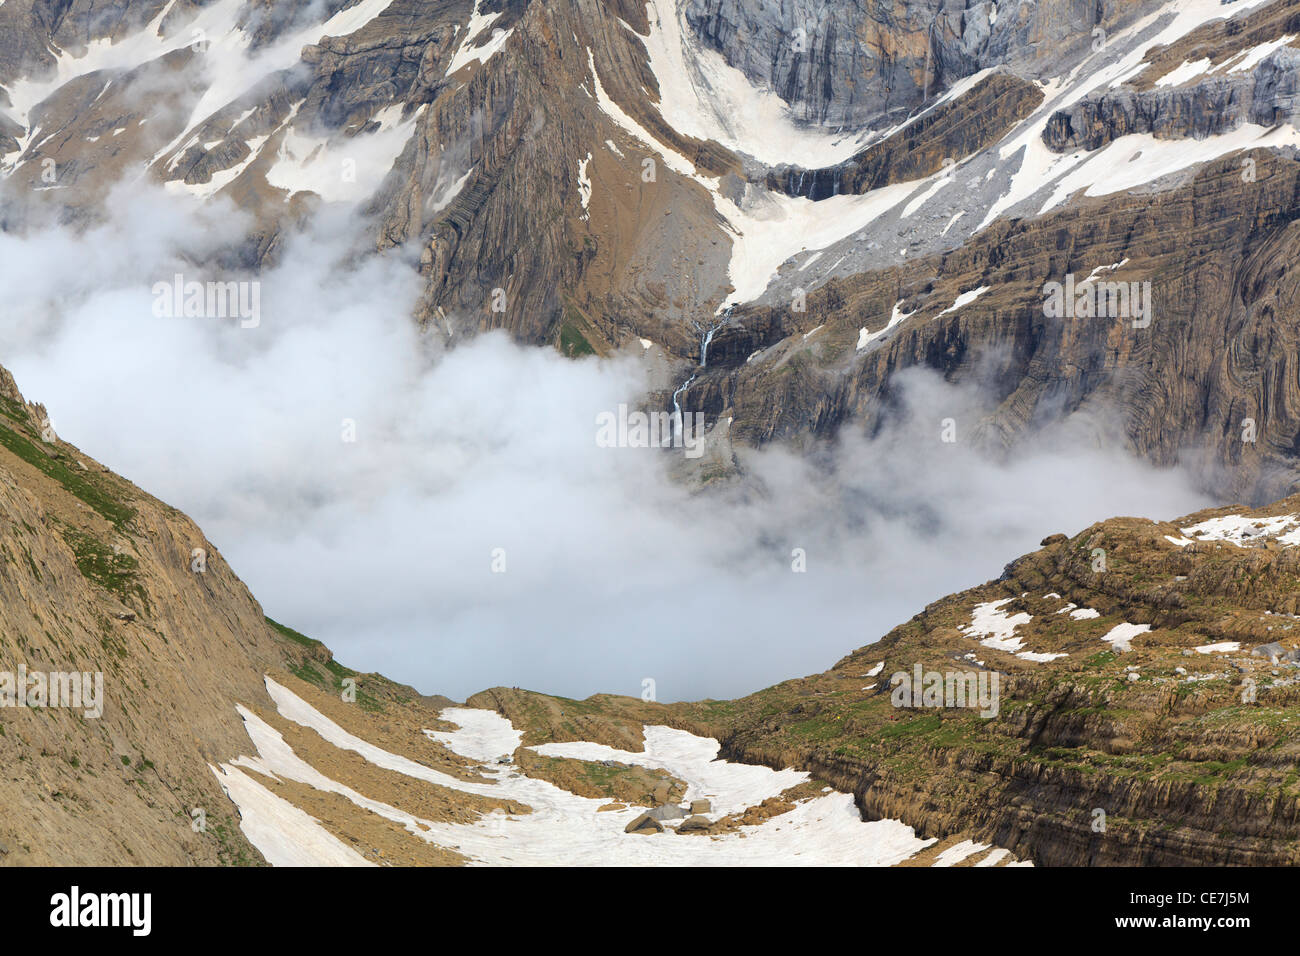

{"left": 0, "top": 182, "right": 1211, "bottom": 701}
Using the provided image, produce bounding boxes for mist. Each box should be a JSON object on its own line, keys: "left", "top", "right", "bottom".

{"left": 0, "top": 182, "right": 1212, "bottom": 702}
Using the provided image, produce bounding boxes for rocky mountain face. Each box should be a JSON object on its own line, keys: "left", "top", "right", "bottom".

{"left": 697, "top": 145, "right": 1300, "bottom": 505}
{"left": 764, "top": 69, "right": 1044, "bottom": 199}
{"left": 0, "top": 364, "right": 287, "bottom": 863}
{"left": 10, "top": 0, "right": 1300, "bottom": 865}
{"left": 0, "top": 360, "right": 1035, "bottom": 866}
{"left": 697, "top": 496, "right": 1300, "bottom": 865}
{"left": 6, "top": 0, "right": 1300, "bottom": 504}
{"left": 1044, "top": 0, "right": 1300, "bottom": 150}
{"left": 683, "top": 0, "right": 1161, "bottom": 129}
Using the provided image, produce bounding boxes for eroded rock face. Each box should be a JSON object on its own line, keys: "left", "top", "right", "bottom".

{"left": 709, "top": 493, "right": 1300, "bottom": 865}
{"left": 764, "top": 69, "right": 1043, "bottom": 198}
{"left": 0, "top": 363, "right": 418, "bottom": 865}
{"left": 687, "top": 149, "right": 1300, "bottom": 504}
{"left": 683, "top": 0, "right": 1161, "bottom": 129}
{"left": 0, "top": 365, "right": 267, "bottom": 863}
{"left": 5, "top": 0, "right": 1300, "bottom": 500}
{"left": 1044, "top": 49, "right": 1300, "bottom": 152}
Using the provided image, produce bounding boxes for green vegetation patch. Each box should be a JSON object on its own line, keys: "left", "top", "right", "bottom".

{"left": 557, "top": 318, "right": 596, "bottom": 358}
{"left": 59, "top": 527, "right": 149, "bottom": 611}
{"left": 267, "top": 616, "right": 385, "bottom": 712}
{"left": 0, "top": 420, "right": 135, "bottom": 527}
{"left": 265, "top": 616, "right": 324, "bottom": 651}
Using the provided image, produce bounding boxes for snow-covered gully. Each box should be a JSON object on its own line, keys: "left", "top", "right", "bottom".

{"left": 213, "top": 677, "right": 1029, "bottom": 867}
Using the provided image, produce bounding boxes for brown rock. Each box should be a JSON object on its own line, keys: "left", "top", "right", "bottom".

{"left": 624, "top": 813, "right": 664, "bottom": 835}
{"left": 678, "top": 815, "right": 713, "bottom": 833}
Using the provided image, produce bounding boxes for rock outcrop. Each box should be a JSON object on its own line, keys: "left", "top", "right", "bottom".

{"left": 685, "top": 146, "right": 1300, "bottom": 504}
{"left": 684, "top": 0, "right": 1162, "bottom": 129}
{"left": 0, "top": 363, "right": 422, "bottom": 863}
{"left": 1044, "top": 48, "right": 1300, "bottom": 152}
{"left": 701, "top": 494, "right": 1300, "bottom": 865}
{"left": 765, "top": 69, "right": 1043, "bottom": 199}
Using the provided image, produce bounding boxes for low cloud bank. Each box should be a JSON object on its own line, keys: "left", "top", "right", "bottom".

{"left": 0, "top": 184, "right": 1210, "bottom": 701}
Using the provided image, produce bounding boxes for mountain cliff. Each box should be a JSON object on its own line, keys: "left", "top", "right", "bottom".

{"left": 5, "top": 355, "right": 1300, "bottom": 865}
{"left": 7, "top": 0, "right": 1300, "bottom": 507}
{"left": 8, "top": 0, "right": 1300, "bottom": 867}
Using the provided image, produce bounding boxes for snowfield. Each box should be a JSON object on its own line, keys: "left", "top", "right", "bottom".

{"left": 959, "top": 598, "right": 1067, "bottom": 663}
{"left": 211, "top": 677, "right": 1028, "bottom": 867}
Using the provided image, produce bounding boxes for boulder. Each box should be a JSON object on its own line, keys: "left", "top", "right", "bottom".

{"left": 648, "top": 804, "right": 686, "bottom": 822}
{"left": 624, "top": 813, "right": 664, "bottom": 835}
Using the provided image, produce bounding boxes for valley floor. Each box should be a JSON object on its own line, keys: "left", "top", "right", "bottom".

{"left": 215, "top": 673, "right": 1031, "bottom": 867}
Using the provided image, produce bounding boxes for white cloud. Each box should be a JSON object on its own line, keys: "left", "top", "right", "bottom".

{"left": 0, "top": 180, "right": 1211, "bottom": 702}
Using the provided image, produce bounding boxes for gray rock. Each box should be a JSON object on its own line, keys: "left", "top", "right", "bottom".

{"left": 648, "top": 804, "right": 687, "bottom": 822}
{"left": 1045, "top": 49, "right": 1300, "bottom": 153}
{"left": 683, "top": 0, "right": 1164, "bottom": 130}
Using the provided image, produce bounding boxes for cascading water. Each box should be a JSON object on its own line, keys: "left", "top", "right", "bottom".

{"left": 700, "top": 316, "right": 725, "bottom": 368}
{"left": 673, "top": 310, "right": 731, "bottom": 441}
{"left": 671, "top": 372, "right": 696, "bottom": 440}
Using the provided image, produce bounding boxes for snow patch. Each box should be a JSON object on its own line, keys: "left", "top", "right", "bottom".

{"left": 1101, "top": 622, "right": 1150, "bottom": 651}
{"left": 265, "top": 107, "right": 420, "bottom": 203}
{"left": 1180, "top": 513, "right": 1300, "bottom": 546}
{"left": 858, "top": 301, "right": 914, "bottom": 350}
{"left": 960, "top": 598, "right": 1031, "bottom": 652}
{"left": 425, "top": 707, "right": 523, "bottom": 762}
{"left": 933, "top": 839, "right": 991, "bottom": 867}
{"left": 210, "top": 762, "right": 374, "bottom": 866}
{"left": 1195, "top": 642, "right": 1240, "bottom": 654}
{"left": 1155, "top": 58, "right": 1211, "bottom": 87}
{"left": 634, "top": 0, "right": 871, "bottom": 168}
{"left": 577, "top": 151, "right": 593, "bottom": 217}
{"left": 937, "top": 286, "right": 990, "bottom": 316}
{"left": 445, "top": 1, "right": 513, "bottom": 75}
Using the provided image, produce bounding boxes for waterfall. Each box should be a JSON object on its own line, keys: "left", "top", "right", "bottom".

{"left": 700, "top": 309, "right": 730, "bottom": 368}
{"left": 672, "top": 373, "right": 697, "bottom": 443}
{"left": 700, "top": 324, "right": 718, "bottom": 367}
{"left": 672, "top": 311, "right": 731, "bottom": 442}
